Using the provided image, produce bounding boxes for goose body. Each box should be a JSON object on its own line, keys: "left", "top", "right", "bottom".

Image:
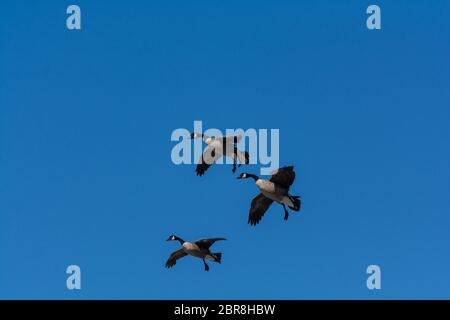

{"left": 238, "top": 166, "right": 301, "bottom": 226}
{"left": 165, "top": 235, "right": 226, "bottom": 271}
{"left": 255, "top": 179, "right": 296, "bottom": 207}
{"left": 191, "top": 133, "right": 249, "bottom": 176}
{"left": 182, "top": 242, "right": 219, "bottom": 261}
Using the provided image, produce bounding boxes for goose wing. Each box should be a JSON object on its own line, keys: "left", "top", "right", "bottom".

{"left": 196, "top": 145, "right": 222, "bottom": 176}
{"left": 165, "top": 249, "right": 187, "bottom": 268}
{"left": 220, "top": 134, "right": 242, "bottom": 145}
{"left": 234, "top": 149, "right": 249, "bottom": 164}
{"left": 195, "top": 238, "right": 227, "bottom": 249}
{"left": 248, "top": 193, "right": 274, "bottom": 226}
{"left": 270, "top": 166, "right": 296, "bottom": 189}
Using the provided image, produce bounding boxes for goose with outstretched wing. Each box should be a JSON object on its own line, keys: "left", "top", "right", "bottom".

{"left": 191, "top": 133, "right": 249, "bottom": 176}
{"left": 165, "top": 235, "right": 226, "bottom": 271}
{"left": 237, "top": 166, "right": 301, "bottom": 226}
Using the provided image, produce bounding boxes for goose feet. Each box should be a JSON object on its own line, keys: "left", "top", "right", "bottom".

{"left": 282, "top": 205, "right": 289, "bottom": 221}
{"left": 203, "top": 259, "right": 210, "bottom": 272}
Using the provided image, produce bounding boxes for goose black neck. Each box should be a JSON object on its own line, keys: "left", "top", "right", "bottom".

{"left": 247, "top": 174, "right": 259, "bottom": 181}
{"left": 174, "top": 236, "right": 185, "bottom": 245}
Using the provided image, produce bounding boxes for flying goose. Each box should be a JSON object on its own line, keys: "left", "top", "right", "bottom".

{"left": 165, "top": 235, "right": 226, "bottom": 271}
{"left": 237, "top": 166, "right": 301, "bottom": 225}
{"left": 190, "top": 133, "right": 249, "bottom": 176}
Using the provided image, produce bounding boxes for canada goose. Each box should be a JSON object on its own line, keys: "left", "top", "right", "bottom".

{"left": 165, "top": 235, "right": 226, "bottom": 271}
{"left": 190, "top": 133, "right": 249, "bottom": 176}
{"left": 237, "top": 166, "right": 301, "bottom": 225}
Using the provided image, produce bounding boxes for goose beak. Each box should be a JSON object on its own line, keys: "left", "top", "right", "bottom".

{"left": 236, "top": 176, "right": 242, "bottom": 179}
{"left": 166, "top": 237, "right": 172, "bottom": 241}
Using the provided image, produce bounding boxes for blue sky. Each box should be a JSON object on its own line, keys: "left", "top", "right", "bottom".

{"left": 1, "top": 0, "right": 450, "bottom": 299}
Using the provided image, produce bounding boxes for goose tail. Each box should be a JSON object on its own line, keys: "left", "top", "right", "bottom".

{"left": 244, "top": 151, "right": 250, "bottom": 164}
{"left": 212, "top": 252, "right": 222, "bottom": 263}
{"left": 236, "top": 150, "right": 250, "bottom": 165}
{"left": 287, "top": 195, "right": 301, "bottom": 212}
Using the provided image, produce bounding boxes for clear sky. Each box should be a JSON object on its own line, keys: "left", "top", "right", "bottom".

{"left": 1, "top": 0, "right": 450, "bottom": 299}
